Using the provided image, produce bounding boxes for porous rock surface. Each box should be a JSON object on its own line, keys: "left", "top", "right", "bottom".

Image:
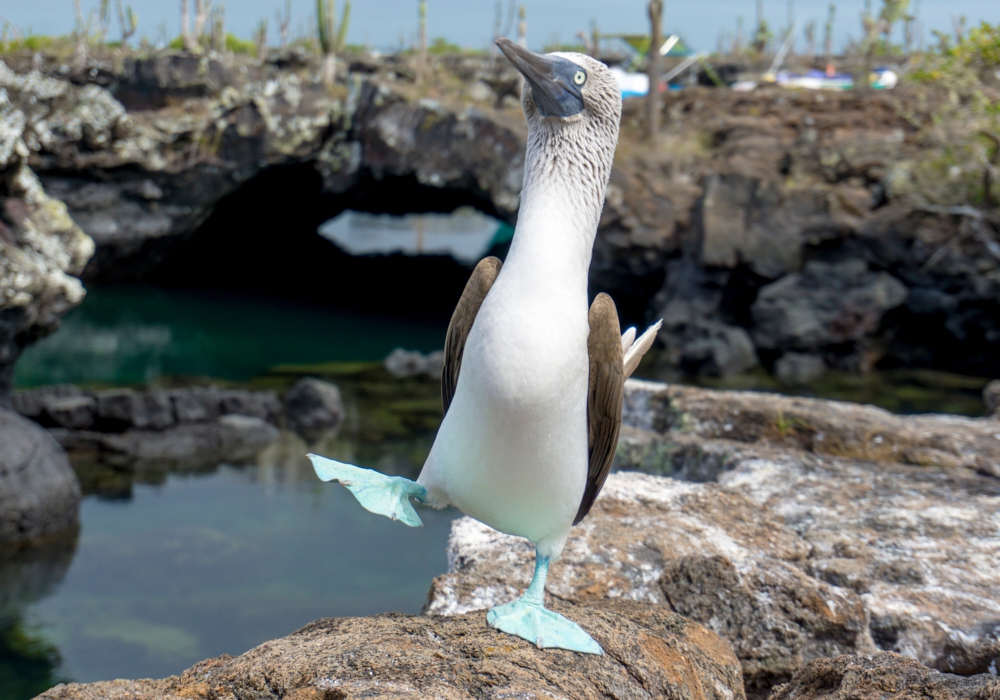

{"left": 0, "top": 88, "right": 93, "bottom": 399}
{"left": 770, "top": 653, "right": 1000, "bottom": 700}
{"left": 427, "top": 380, "right": 1000, "bottom": 697}
{"left": 284, "top": 377, "right": 344, "bottom": 437}
{"left": 12, "top": 385, "right": 282, "bottom": 469}
{"left": 36, "top": 600, "right": 746, "bottom": 700}
{"left": 4, "top": 56, "right": 1000, "bottom": 379}
{"left": 0, "top": 408, "right": 80, "bottom": 544}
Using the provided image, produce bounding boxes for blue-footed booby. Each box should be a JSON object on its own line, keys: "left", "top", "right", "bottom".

{"left": 309, "top": 37, "right": 661, "bottom": 655}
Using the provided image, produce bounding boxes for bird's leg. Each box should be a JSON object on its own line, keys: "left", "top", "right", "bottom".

{"left": 486, "top": 547, "right": 603, "bottom": 655}
{"left": 307, "top": 454, "right": 427, "bottom": 527}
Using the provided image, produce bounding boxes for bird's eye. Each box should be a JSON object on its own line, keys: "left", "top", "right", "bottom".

{"left": 573, "top": 70, "right": 586, "bottom": 85}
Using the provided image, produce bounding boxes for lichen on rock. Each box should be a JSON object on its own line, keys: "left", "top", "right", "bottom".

{"left": 36, "top": 600, "right": 746, "bottom": 700}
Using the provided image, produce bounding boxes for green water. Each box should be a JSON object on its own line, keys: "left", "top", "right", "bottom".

{"left": 14, "top": 285, "right": 449, "bottom": 388}
{"left": 6, "top": 284, "right": 459, "bottom": 699}
{"left": 6, "top": 466, "right": 456, "bottom": 691}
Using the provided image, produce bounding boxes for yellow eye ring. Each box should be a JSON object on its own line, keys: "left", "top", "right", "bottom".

{"left": 573, "top": 71, "right": 586, "bottom": 85}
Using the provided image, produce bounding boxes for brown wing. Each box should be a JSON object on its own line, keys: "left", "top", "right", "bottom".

{"left": 442, "top": 256, "right": 503, "bottom": 414}
{"left": 574, "top": 293, "right": 625, "bottom": 525}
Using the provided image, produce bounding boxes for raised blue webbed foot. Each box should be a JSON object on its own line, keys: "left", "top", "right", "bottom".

{"left": 307, "top": 454, "right": 427, "bottom": 527}
{"left": 487, "top": 598, "right": 603, "bottom": 654}
{"left": 486, "top": 551, "right": 603, "bottom": 655}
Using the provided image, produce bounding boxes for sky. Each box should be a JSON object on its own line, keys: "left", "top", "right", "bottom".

{"left": 4, "top": 0, "right": 996, "bottom": 54}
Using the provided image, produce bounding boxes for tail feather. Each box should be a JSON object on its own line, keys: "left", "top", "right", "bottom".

{"left": 622, "top": 320, "right": 662, "bottom": 378}
{"left": 620, "top": 327, "right": 636, "bottom": 353}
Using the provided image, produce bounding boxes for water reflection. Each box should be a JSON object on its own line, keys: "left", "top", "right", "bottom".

{"left": 14, "top": 285, "right": 448, "bottom": 388}
{"left": 9, "top": 454, "right": 455, "bottom": 690}
{"left": 0, "top": 535, "right": 77, "bottom": 700}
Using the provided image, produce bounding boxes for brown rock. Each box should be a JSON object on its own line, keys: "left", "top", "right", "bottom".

{"left": 428, "top": 380, "right": 1000, "bottom": 696}
{"left": 621, "top": 379, "right": 1000, "bottom": 478}
{"left": 427, "top": 473, "right": 874, "bottom": 697}
{"left": 36, "top": 600, "right": 746, "bottom": 700}
{"left": 769, "top": 653, "right": 1000, "bottom": 700}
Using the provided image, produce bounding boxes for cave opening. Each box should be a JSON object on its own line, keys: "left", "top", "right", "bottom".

{"left": 145, "top": 162, "right": 512, "bottom": 323}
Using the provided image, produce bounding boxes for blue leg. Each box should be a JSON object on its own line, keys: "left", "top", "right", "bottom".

{"left": 486, "top": 549, "right": 603, "bottom": 655}
{"left": 307, "top": 453, "right": 427, "bottom": 527}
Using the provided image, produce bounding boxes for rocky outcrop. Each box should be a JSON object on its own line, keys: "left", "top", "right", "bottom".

{"left": 283, "top": 377, "right": 344, "bottom": 438}
{"left": 426, "top": 379, "right": 1000, "bottom": 697}
{"left": 770, "top": 653, "right": 1000, "bottom": 700}
{"left": 620, "top": 379, "right": 1000, "bottom": 477}
{"left": 12, "top": 385, "right": 282, "bottom": 470}
{"left": 3, "top": 55, "right": 999, "bottom": 381}
{"left": 36, "top": 600, "right": 746, "bottom": 700}
{"left": 985, "top": 380, "right": 1000, "bottom": 416}
{"left": 0, "top": 408, "right": 80, "bottom": 544}
{"left": 0, "top": 140, "right": 93, "bottom": 400}
{"left": 0, "top": 54, "right": 524, "bottom": 284}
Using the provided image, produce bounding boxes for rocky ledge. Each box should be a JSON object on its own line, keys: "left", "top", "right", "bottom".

{"left": 2, "top": 53, "right": 998, "bottom": 382}
{"left": 36, "top": 600, "right": 746, "bottom": 700}
{"left": 427, "top": 380, "right": 1000, "bottom": 698}
{"left": 771, "top": 653, "right": 1000, "bottom": 700}
{"left": 11, "top": 384, "right": 283, "bottom": 469}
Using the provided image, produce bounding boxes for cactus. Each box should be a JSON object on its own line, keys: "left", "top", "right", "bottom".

{"left": 316, "top": 0, "right": 350, "bottom": 83}
{"left": 181, "top": 0, "right": 212, "bottom": 53}
{"left": 255, "top": 18, "right": 268, "bottom": 60}
{"left": 116, "top": 0, "right": 138, "bottom": 48}
{"left": 275, "top": 0, "right": 291, "bottom": 49}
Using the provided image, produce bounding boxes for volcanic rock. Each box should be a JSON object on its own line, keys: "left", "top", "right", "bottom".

{"left": 426, "top": 379, "right": 1000, "bottom": 696}
{"left": 283, "top": 377, "right": 344, "bottom": 437}
{"left": 0, "top": 408, "right": 81, "bottom": 544}
{"left": 36, "top": 600, "right": 746, "bottom": 700}
{"left": 769, "top": 653, "right": 1000, "bottom": 700}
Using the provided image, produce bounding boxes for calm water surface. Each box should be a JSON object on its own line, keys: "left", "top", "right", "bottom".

{"left": 5, "top": 283, "right": 457, "bottom": 699}
{"left": 22, "top": 467, "right": 456, "bottom": 685}
{"left": 14, "top": 284, "right": 449, "bottom": 388}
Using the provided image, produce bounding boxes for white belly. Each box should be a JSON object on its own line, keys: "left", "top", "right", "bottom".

{"left": 417, "top": 282, "right": 589, "bottom": 547}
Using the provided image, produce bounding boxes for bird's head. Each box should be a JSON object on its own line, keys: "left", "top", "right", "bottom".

{"left": 496, "top": 37, "right": 621, "bottom": 167}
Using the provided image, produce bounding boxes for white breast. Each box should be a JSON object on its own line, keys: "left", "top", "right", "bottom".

{"left": 417, "top": 255, "right": 590, "bottom": 547}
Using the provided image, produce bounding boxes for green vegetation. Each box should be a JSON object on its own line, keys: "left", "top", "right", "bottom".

{"left": 428, "top": 37, "right": 461, "bottom": 55}
{"left": 0, "top": 620, "right": 66, "bottom": 700}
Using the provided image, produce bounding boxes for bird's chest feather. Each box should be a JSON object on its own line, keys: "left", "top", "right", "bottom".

{"left": 463, "top": 279, "right": 589, "bottom": 413}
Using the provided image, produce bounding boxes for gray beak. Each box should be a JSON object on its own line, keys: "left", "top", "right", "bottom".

{"left": 496, "top": 37, "right": 586, "bottom": 118}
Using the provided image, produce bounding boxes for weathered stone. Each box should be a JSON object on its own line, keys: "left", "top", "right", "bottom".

{"left": 283, "top": 378, "right": 344, "bottom": 437}
{"left": 384, "top": 347, "right": 445, "bottom": 379}
{"left": 751, "top": 260, "right": 908, "bottom": 351}
{"left": 769, "top": 653, "right": 1000, "bottom": 700}
{"left": 428, "top": 380, "right": 1000, "bottom": 695}
{"left": 42, "top": 394, "right": 96, "bottom": 429}
{"left": 168, "top": 387, "right": 221, "bottom": 423}
{"left": 90, "top": 415, "right": 280, "bottom": 469}
{"left": 94, "top": 388, "right": 146, "bottom": 429}
{"left": 217, "top": 389, "right": 282, "bottom": 424}
{"left": 984, "top": 380, "right": 1000, "bottom": 416}
{"left": 621, "top": 379, "right": 1000, "bottom": 477}
{"left": 9, "top": 384, "right": 82, "bottom": 419}
{"left": 651, "top": 259, "right": 759, "bottom": 377}
{"left": 0, "top": 408, "right": 80, "bottom": 544}
{"left": 37, "top": 600, "right": 746, "bottom": 700}
{"left": 0, "top": 159, "right": 93, "bottom": 399}
{"left": 427, "top": 473, "right": 874, "bottom": 697}
{"left": 774, "top": 352, "right": 826, "bottom": 385}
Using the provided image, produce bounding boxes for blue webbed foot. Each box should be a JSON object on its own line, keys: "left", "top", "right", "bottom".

{"left": 307, "top": 454, "right": 427, "bottom": 527}
{"left": 486, "top": 552, "right": 603, "bottom": 654}
{"left": 487, "top": 599, "right": 603, "bottom": 654}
